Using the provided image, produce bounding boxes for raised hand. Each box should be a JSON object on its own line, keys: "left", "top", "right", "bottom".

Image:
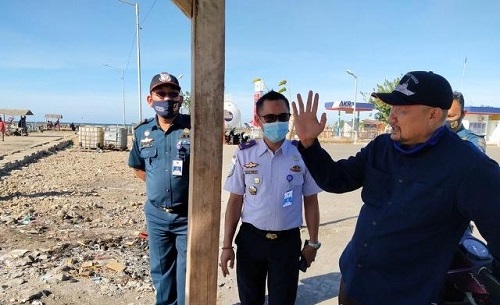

{"left": 291, "top": 91, "right": 327, "bottom": 148}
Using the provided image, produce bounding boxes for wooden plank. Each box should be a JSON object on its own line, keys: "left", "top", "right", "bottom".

{"left": 171, "top": 0, "right": 193, "bottom": 18}
{"left": 186, "top": 0, "right": 225, "bottom": 304}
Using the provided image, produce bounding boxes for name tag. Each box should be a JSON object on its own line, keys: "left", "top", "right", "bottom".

{"left": 283, "top": 189, "right": 293, "bottom": 207}
{"left": 172, "top": 159, "right": 183, "bottom": 176}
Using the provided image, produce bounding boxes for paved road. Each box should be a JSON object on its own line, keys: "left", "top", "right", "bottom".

{"left": 0, "top": 130, "right": 73, "bottom": 154}
{"left": 0, "top": 130, "right": 77, "bottom": 173}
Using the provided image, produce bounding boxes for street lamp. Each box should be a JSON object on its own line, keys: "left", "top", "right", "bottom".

{"left": 104, "top": 64, "right": 126, "bottom": 127}
{"left": 118, "top": 0, "right": 142, "bottom": 122}
{"left": 346, "top": 70, "right": 358, "bottom": 143}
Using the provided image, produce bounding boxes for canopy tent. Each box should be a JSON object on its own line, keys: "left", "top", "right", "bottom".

{"left": 0, "top": 109, "right": 34, "bottom": 116}
{"left": 44, "top": 113, "right": 63, "bottom": 119}
{"left": 44, "top": 114, "right": 63, "bottom": 130}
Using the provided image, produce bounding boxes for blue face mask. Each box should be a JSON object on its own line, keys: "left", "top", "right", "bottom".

{"left": 153, "top": 100, "right": 180, "bottom": 119}
{"left": 263, "top": 121, "right": 289, "bottom": 143}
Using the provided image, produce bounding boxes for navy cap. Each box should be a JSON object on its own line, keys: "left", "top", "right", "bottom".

{"left": 150, "top": 72, "right": 181, "bottom": 92}
{"left": 371, "top": 71, "right": 453, "bottom": 110}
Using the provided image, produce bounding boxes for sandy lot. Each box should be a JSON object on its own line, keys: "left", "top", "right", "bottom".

{"left": 1, "top": 137, "right": 499, "bottom": 305}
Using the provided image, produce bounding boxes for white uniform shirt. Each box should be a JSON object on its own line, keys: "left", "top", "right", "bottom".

{"left": 224, "top": 139, "right": 322, "bottom": 231}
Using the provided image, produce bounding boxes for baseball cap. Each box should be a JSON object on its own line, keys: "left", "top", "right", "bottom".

{"left": 150, "top": 72, "right": 181, "bottom": 92}
{"left": 371, "top": 71, "right": 453, "bottom": 110}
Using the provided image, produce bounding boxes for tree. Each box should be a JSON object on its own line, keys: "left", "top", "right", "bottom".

{"left": 370, "top": 75, "right": 402, "bottom": 123}
{"left": 182, "top": 91, "right": 192, "bottom": 114}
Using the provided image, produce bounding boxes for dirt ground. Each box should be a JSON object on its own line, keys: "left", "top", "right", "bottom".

{"left": 1, "top": 140, "right": 499, "bottom": 305}
{"left": 0, "top": 142, "right": 356, "bottom": 305}
{"left": 0, "top": 148, "right": 156, "bottom": 305}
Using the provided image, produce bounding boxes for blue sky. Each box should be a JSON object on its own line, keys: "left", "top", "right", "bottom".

{"left": 1, "top": 0, "right": 499, "bottom": 125}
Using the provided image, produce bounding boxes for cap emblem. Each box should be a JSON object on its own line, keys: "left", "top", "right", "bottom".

{"left": 159, "top": 73, "right": 172, "bottom": 82}
{"left": 394, "top": 82, "right": 415, "bottom": 96}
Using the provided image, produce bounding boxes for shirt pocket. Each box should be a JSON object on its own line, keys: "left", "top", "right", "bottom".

{"left": 361, "top": 166, "right": 391, "bottom": 208}
{"left": 289, "top": 173, "right": 304, "bottom": 189}
{"left": 244, "top": 174, "right": 261, "bottom": 204}
{"left": 140, "top": 147, "right": 157, "bottom": 167}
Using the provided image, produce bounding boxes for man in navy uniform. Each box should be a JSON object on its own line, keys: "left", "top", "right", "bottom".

{"left": 129, "top": 72, "right": 190, "bottom": 305}
{"left": 292, "top": 71, "right": 500, "bottom": 305}
{"left": 446, "top": 91, "right": 486, "bottom": 152}
{"left": 220, "top": 90, "right": 322, "bottom": 305}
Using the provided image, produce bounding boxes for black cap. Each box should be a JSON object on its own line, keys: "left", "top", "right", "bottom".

{"left": 371, "top": 71, "right": 453, "bottom": 110}
{"left": 150, "top": 72, "right": 181, "bottom": 92}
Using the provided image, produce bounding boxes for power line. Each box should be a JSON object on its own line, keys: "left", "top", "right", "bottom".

{"left": 124, "top": 0, "right": 157, "bottom": 76}
{"left": 141, "top": 0, "right": 158, "bottom": 25}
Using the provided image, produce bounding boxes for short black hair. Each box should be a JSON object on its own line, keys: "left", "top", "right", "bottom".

{"left": 255, "top": 90, "right": 290, "bottom": 114}
{"left": 452, "top": 91, "right": 465, "bottom": 109}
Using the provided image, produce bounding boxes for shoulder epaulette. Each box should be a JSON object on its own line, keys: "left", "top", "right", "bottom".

{"left": 133, "top": 118, "right": 150, "bottom": 130}
{"left": 291, "top": 140, "right": 299, "bottom": 147}
{"left": 238, "top": 140, "right": 257, "bottom": 150}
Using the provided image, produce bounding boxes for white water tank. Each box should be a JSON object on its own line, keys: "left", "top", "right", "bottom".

{"left": 224, "top": 101, "right": 241, "bottom": 129}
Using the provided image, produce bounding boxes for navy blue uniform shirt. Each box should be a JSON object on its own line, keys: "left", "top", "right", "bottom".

{"left": 456, "top": 124, "right": 486, "bottom": 153}
{"left": 128, "top": 115, "right": 191, "bottom": 208}
{"left": 299, "top": 128, "right": 500, "bottom": 305}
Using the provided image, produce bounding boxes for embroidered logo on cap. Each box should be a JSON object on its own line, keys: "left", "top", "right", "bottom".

{"left": 394, "top": 82, "right": 415, "bottom": 96}
{"left": 159, "top": 73, "right": 172, "bottom": 83}
{"left": 394, "top": 73, "right": 420, "bottom": 96}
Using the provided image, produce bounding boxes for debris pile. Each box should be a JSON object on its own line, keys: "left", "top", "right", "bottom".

{"left": 0, "top": 148, "right": 156, "bottom": 304}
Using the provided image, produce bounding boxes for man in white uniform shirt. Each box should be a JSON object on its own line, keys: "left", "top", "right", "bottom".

{"left": 219, "top": 90, "right": 322, "bottom": 305}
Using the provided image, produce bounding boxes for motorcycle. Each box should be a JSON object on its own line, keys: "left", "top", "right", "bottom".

{"left": 224, "top": 128, "right": 250, "bottom": 145}
{"left": 443, "top": 225, "right": 500, "bottom": 305}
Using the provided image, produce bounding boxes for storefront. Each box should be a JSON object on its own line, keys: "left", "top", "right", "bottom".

{"left": 463, "top": 106, "right": 500, "bottom": 145}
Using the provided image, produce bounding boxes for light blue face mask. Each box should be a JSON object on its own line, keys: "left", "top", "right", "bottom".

{"left": 263, "top": 121, "right": 289, "bottom": 143}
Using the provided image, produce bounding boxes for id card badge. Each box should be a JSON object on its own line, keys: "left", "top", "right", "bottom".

{"left": 172, "top": 159, "right": 183, "bottom": 176}
{"left": 283, "top": 189, "right": 293, "bottom": 207}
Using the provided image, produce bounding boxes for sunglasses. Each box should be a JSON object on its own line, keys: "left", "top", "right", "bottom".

{"left": 259, "top": 113, "right": 291, "bottom": 123}
{"left": 152, "top": 91, "right": 180, "bottom": 99}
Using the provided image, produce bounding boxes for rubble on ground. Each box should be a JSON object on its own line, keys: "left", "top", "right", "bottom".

{"left": 0, "top": 148, "right": 155, "bottom": 304}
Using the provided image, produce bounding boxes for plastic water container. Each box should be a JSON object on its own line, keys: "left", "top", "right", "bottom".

{"left": 79, "top": 126, "right": 104, "bottom": 149}
{"left": 104, "top": 127, "right": 128, "bottom": 150}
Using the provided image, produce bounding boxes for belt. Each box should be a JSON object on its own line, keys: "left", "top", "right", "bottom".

{"left": 150, "top": 202, "right": 187, "bottom": 214}
{"left": 241, "top": 222, "right": 299, "bottom": 240}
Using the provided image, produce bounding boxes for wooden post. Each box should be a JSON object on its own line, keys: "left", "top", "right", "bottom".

{"left": 176, "top": 0, "right": 225, "bottom": 304}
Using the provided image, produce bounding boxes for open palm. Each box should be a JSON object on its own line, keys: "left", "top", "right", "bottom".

{"left": 291, "top": 90, "right": 327, "bottom": 147}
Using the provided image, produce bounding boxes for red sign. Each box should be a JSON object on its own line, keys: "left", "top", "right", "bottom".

{"left": 252, "top": 91, "right": 262, "bottom": 127}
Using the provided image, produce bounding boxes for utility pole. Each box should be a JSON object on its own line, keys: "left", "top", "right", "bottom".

{"left": 118, "top": 0, "right": 142, "bottom": 122}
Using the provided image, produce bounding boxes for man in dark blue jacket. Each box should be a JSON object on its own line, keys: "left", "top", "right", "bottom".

{"left": 291, "top": 71, "right": 500, "bottom": 305}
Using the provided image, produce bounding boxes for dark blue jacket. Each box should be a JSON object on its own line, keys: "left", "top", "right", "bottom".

{"left": 299, "top": 128, "right": 500, "bottom": 305}
{"left": 128, "top": 115, "right": 191, "bottom": 208}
